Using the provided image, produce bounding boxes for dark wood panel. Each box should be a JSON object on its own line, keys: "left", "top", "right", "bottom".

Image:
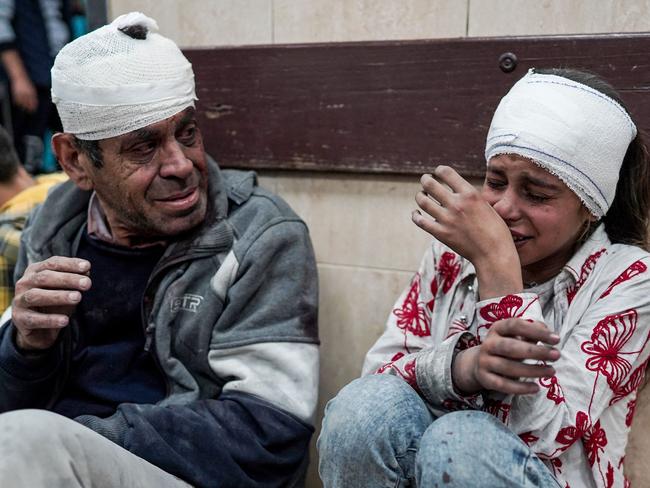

{"left": 185, "top": 34, "right": 650, "bottom": 176}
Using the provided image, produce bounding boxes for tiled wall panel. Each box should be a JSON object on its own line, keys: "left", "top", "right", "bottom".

{"left": 273, "top": 0, "right": 467, "bottom": 43}
{"left": 110, "top": 0, "right": 273, "bottom": 46}
{"left": 258, "top": 172, "right": 434, "bottom": 271}
{"left": 468, "top": 0, "right": 650, "bottom": 37}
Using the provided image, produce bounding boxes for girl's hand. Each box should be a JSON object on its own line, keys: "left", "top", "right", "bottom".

{"left": 412, "top": 166, "right": 523, "bottom": 299}
{"left": 452, "top": 318, "right": 561, "bottom": 396}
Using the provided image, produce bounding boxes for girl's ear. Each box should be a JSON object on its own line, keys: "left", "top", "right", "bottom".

{"left": 51, "top": 133, "right": 95, "bottom": 191}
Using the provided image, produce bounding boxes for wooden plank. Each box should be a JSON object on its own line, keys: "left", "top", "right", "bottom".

{"left": 185, "top": 34, "right": 650, "bottom": 176}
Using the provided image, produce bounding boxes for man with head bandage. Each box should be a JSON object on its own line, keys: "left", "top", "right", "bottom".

{"left": 319, "top": 69, "right": 650, "bottom": 488}
{"left": 0, "top": 12, "right": 318, "bottom": 488}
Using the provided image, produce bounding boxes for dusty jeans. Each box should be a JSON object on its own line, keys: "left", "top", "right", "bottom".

{"left": 318, "top": 374, "right": 561, "bottom": 488}
{"left": 0, "top": 409, "right": 192, "bottom": 487}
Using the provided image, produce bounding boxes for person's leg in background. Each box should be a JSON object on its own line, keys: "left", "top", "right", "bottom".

{"left": 11, "top": 85, "right": 51, "bottom": 174}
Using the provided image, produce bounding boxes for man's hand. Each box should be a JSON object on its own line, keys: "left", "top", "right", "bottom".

{"left": 452, "top": 318, "right": 560, "bottom": 396}
{"left": 12, "top": 257, "right": 91, "bottom": 351}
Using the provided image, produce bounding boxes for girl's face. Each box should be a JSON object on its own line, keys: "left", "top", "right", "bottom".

{"left": 482, "top": 154, "right": 595, "bottom": 285}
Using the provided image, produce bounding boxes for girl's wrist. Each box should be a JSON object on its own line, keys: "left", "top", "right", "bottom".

{"left": 474, "top": 256, "right": 523, "bottom": 300}
{"left": 451, "top": 348, "right": 482, "bottom": 395}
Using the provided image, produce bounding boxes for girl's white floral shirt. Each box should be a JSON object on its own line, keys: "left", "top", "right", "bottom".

{"left": 364, "top": 225, "right": 650, "bottom": 488}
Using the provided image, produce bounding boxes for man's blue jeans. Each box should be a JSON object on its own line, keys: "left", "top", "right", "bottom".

{"left": 318, "top": 374, "right": 561, "bottom": 488}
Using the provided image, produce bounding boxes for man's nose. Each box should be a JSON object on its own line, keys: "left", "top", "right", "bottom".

{"left": 159, "top": 141, "right": 193, "bottom": 179}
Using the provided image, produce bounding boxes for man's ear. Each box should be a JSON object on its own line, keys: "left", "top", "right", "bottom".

{"left": 51, "top": 133, "right": 94, "bottom": 191}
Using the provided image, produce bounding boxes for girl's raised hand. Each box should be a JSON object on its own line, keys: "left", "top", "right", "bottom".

{"left": 412, "top": 166, "right": 523, "bottom": 299}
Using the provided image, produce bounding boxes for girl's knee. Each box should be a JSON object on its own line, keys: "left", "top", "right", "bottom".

{"left": 417, "top": 411, "right": 533, "bottom": 486}
{"left": 319, "top": 374, "right": 431, "bottom": 466}
{"left": 322, "top": 374, "right": 425, "bottom": 431}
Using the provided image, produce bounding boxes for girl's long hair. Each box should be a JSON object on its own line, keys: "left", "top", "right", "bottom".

{"left": 535, "top": 68, "right": 650, "bottom": 250}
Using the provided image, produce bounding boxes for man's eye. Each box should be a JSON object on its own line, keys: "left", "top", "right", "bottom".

{"left": 179, "top": 127, "right": 197, "bottom": 144}
{"left": 132, "top": 142, "right": 156, "bottom": 155}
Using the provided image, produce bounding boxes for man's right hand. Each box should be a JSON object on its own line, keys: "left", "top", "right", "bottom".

{"left": 12, "top": 257, "right": 91, "bottom": 351}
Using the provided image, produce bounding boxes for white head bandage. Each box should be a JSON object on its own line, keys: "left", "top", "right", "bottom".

{"left": 485, "top": 69, "right": 636, "bottom": 217}
{"left": 51, "top": 12, "right": 197, "bottom": 140}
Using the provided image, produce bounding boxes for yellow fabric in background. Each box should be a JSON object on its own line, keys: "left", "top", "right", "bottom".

{"left": 0, "top": 172, "right": 68, "bottom": 312}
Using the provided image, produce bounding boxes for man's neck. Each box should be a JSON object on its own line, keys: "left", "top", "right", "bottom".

{"left": 87, "top": 193, "right": 167, "bottom": 249}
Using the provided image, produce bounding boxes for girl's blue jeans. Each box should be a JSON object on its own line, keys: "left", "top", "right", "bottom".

{"left": 318, "top": 374, "right": 561, "bottom": 488}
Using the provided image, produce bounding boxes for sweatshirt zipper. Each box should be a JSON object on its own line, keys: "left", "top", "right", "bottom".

{"left": 140, "top": 246, "right": 225, "bottom": 396}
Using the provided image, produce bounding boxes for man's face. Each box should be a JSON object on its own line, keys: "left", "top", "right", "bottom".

{"left": 83, "top": 107, "right": 209, "bottom": 244}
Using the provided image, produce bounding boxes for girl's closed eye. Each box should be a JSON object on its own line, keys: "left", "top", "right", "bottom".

{"left": 485, "top": 178, "right": 506, "bottom": 190}
{"left": 524, "top": 190, "right": 552, "bottom": 203}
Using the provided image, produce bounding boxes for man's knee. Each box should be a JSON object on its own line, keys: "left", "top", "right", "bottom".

{"left": 0, "top": 409, "right": 81, "bottom": 455}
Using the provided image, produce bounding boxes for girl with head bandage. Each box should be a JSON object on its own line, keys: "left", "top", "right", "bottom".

{"left": 318, "top": 69, "right": 650, "bottom": 488}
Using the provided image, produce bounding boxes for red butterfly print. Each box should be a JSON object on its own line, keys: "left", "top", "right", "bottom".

{"left": 605, "top": 462, "right": 614, "bottom": 488}
{"left": 539, "top": 375, "right": 565, "bottom": 405}
{"left": 483, "top": 398, "right": 511, "bottom": 423}
{"left": 610, "top": 358, "right": 648, "bottom": 406}
{"left": 376, "top": 354, "right": 420, "bottom": 392}
{"left": 477, "top": 295, "right": 528, "bottom": 340}
{"left": 375, "top": 352, "right": 405, "bottom": 374}
{"left": 600, "top": 260, "right": 647, "bottom": 299}
{"left": 426, "top": 252, "right": 460, "bottom": 312}
{"left": 393, "top": 274, "right": 430, "bottom": 337}
{"left": 438, "top": 252, "right": 461, "bottom": 293}
{"left": 394, "top": 359, "right": 419, "bottom": 390}
{"left": 583, "top": 420, "right": 607, "bottom": 467}
{"left": 445, "top": 317, "right": 469, "bottom": 339}
{"left": 566, "top": 249, "right": 606, "bottom": 304}
{"left": 426, "top": 278, "right": 438, "bottom": 313}
{"left": 581, "top": 310, "right": 638, "bottom": 391}
{"left": 555, "top": 411, "right": 590, "bottom": 452}
{"left": 480, "top": 294, "right": 524, "bottom": 323}
{"left": 441, "top": 398, "right": 472, "bottom": 411}
{"left": 626, "top": 399, "right": 637, "bottom": 428}
{"left": 549, "top": 458, "right": 562, "bottom": 475}
{"left": 519, "top": 431, "right": 539, "bottom": 446}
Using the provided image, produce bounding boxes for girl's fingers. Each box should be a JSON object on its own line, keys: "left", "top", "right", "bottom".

{"left": 477, "top": 370, "right": 540, "bottom": 395}
{"left": 432, "top": 165, "right": 475, "bottom": 194}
